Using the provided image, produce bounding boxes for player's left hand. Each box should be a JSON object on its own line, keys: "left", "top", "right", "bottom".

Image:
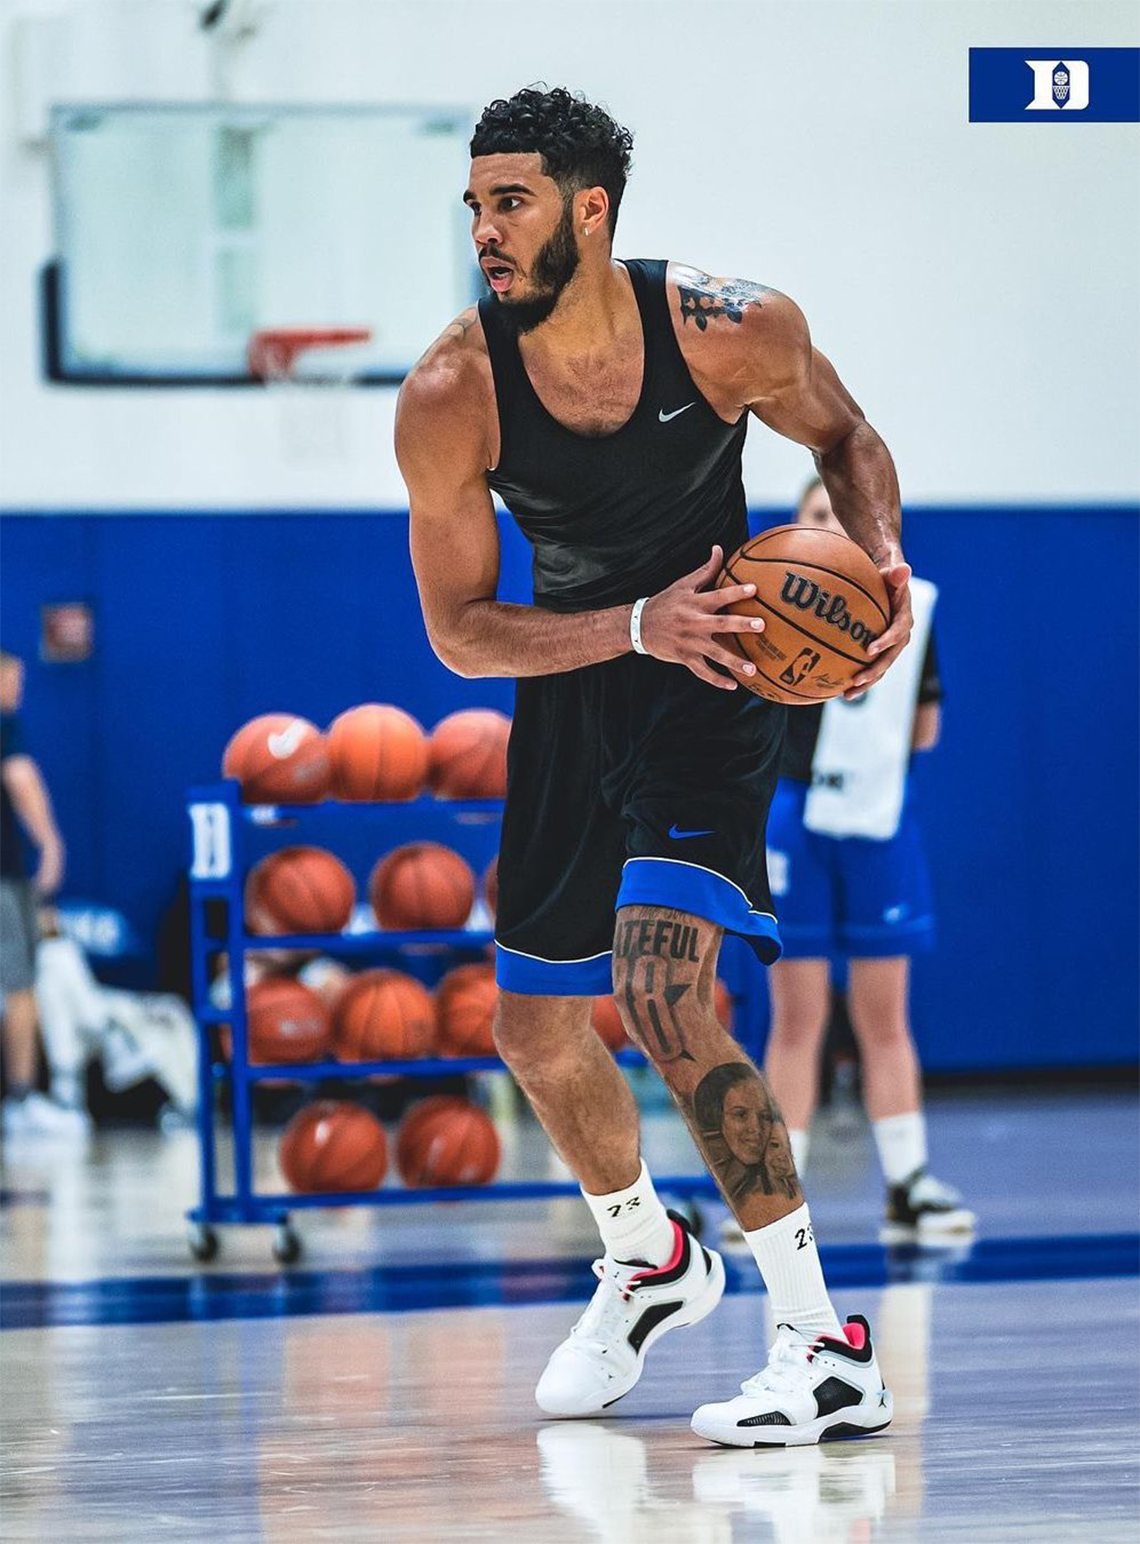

{"left": 845, "top": 558, "right": 912, "bottom": 697}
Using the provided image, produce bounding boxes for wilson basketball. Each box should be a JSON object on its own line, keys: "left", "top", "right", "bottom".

{"left": 279, "top": 1100, "right": 388, "bottom": 1193}
{"left": 427, "top": 709, "right": 511, "bottom": 799}
{"left": 369, "top": 843, "right": 476, "bottom": 930}
{"left": 327, "top": 703, "right": 429, "bottom": 802}
{"left": 716, "top": 526, "right": 889, "bottom": 705}
{"left": 435, "top": 963, "right": 498, "bottom": 1056}
{"left": 245, "top": 975, "right": 332, "bottom": 1064}
{"left": 222, "top": 713, "right": 332, "bottom": 803}
{"left": 396, "top": 1097, "right": 501, "bottom": 1187}
{"left": 246, "top": 846, "right": 356, "bottom": 935}
{"left": 332, "top": 968, "right": 436, "bottom": 1060}
{"left": 483, "top": 855, "right": 498, "bottom": 919}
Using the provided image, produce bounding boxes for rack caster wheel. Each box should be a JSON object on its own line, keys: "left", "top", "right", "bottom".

{"left": 272, "top": 1223, "right": 302, "bottom": 1265}
{"left": 188, "top": 1222, "right": 219, "bottom": 1263}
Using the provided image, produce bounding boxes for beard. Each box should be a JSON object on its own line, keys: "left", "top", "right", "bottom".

{"left": 488, "top": 202, "right": 581, "bottom": 336}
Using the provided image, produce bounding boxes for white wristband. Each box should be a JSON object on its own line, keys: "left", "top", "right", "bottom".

{"left": 629, "top": 596, "right": 649, "bottom": 655}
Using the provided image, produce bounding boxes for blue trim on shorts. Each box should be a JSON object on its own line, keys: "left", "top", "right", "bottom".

{"left": 615, "top": 856, "right": 783, "bottom": 965}
{"left": 494, "top": 943, "right": 614, "bottom": 997}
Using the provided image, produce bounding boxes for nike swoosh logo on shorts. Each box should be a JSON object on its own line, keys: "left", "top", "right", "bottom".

{"left": 267, "top": 723, "right": 307, "bottom": 759}
{"left": 658, "top": 402, "right": 696, "bottom": 423}
{"left": 668, "top": 824, "right": 715, "bottom": 839}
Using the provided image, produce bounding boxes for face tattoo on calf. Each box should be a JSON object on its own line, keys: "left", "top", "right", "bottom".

{"left": 690, "top": 1062, "right": 802, "bottom": 1207}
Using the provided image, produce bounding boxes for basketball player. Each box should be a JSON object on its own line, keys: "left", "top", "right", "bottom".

{"left": 396, "top": 87, "right": 912, "bottom": 1447}
{"left": 763, "top": 478, "right": 974, "bottom": 1240}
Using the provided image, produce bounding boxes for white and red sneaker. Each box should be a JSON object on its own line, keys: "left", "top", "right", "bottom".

{"left": 536, "top": 1211, "right": 725, "bottom": 1418}
{"left": 691, "top": 1315, "right": 893, "bottom": 1447}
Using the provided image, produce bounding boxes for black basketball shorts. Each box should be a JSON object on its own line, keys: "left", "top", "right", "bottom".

{"left": 494, "top": 651, "right": 786, "bottom": 995}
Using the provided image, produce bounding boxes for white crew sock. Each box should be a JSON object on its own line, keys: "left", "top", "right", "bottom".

{"left": 745, "top": 1202, "right": 841, "bottom": 1337}
{"left": 873, "top": 1111, "right": 927, "bottom": 1187}
{"left": 50, "top": 1072, "right": 85, "bottom": 1111}
{"left": 581, "top": 1159, "right": 676, "bottom": 1267}
{"left": 789, "top": 1128, "right": 810, "bottom": 1172}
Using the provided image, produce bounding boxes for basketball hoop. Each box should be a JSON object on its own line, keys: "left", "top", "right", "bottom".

{"left": 247, "top": 326, "right": 373, "bottom": 466}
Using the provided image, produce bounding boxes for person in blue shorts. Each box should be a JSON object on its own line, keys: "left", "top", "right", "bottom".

{"left": 762, "top": 480, "right": 974, "bottom": 1240}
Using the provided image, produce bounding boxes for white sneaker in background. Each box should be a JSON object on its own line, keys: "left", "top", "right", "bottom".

{"left": 882, "top": 1168, "right": 977, "bottom": 1242}
{"left": 2, "top": 1091, "right": 92, "bottom": 1138}
{"left": 691, "top": 1315, "right": 892, "bottom": 1447}
{"left": 536, "top": 1211, "right": 725, "bottom": 1417}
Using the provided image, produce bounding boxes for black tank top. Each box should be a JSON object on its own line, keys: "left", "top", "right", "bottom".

{"left": 480, "top": 258, "right": 749, "bottom": 614}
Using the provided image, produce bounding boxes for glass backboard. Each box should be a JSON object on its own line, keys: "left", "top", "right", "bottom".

{"left": 46, "top": 102, "right": 479, "bottom": 384}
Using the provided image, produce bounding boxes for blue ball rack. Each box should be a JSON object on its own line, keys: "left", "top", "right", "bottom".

{"left": 184, "top": 778, "right": 759, "bottom": 1263}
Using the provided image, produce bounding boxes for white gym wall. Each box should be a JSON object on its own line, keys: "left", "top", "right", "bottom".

{"left": 1, "top": 0, "right": 1136, "bottom": 509}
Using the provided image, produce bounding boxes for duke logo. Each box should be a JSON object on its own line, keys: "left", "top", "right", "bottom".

{"left": 1025, "top": 58, "right": 1090, "bottom": 110}
{"left": 780, "top": 572, "right": 880, "bottom": 649}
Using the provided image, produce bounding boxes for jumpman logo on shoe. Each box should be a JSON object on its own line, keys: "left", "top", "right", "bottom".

{"left": 659, "top": 402, "right": 696, "bottom": 423}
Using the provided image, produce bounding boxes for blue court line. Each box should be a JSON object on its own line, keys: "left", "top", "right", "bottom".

{"left": 1, "top": 1232, "right": 1135, "bottom": 1331}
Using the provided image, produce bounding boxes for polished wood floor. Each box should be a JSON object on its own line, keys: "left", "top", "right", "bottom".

{"left": 2, "top": 1088, "right": 1137, "bottom": 1541}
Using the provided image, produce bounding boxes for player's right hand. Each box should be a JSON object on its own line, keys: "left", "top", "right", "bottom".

{"left": 638, "top": 546, "right": 765, "bottom": 691}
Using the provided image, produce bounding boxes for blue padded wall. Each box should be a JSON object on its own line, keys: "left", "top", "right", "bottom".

{"left": 2, "top": 504, "right": 1136, "bottom": 1070}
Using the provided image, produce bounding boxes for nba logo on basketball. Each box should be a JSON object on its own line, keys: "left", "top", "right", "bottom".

{"left": 779, "top": 648, "right": 822, "bottom": 687}
{"left": 1025, "top": 58, "right": 1090, "bottom": 110}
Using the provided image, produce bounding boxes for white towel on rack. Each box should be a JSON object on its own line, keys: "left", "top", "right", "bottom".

{"left": 804, "top": 577, "right": 937, "bottom": 841}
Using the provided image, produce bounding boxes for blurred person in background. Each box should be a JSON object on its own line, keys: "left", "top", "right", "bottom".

{"left": 35, "top": 906, "right": 198, "bottom": 1127}
{"left": 761, "top": 480, "right": 974, "bottom": 1240}
{"left": 0, "top": 649, "right": 88, "bottom": 1135}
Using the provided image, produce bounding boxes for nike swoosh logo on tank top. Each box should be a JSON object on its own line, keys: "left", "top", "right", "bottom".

{"left": 658, "top": 402, "right": 696, "bottom": 422}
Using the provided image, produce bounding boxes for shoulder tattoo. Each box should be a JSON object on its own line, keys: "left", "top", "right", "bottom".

{"left": 677, "top": 272, "right": 776, "bottom": 331}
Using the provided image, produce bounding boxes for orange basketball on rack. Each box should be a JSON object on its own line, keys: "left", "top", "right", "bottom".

{"left": 428, "top": 710, "right": 511, "bottom": 799}
{"left": 714, "top": 977, "right": 734, "bottom": 1032}
{"left": 592, "top": 995, "right": 629, "bottom": 1051}
{"left": 369, "top": 843, "right": 476, "bottom": 931}
{"left": 332, "top": 968, "right": 436, "bottom": 1060}
{"left": 396, "top": 1097, "right": 501, "bottom": 1187}
{"left": 297, "top": 956, "right": 355, "bottom": 1009}
{"left": 279, "top": 1099, "right": 388, "bottom": 1193}
{"left": 715, "top": 527, "right": 890, "bottom": 705}
{"left": 435, "top": 963, "right": 498, "bottom": 1056}
{"left": 483, "top": 855, "right": 499, "bottom": 920}
{"left": 246, "top": 846, "right": 356, "bottom": 936}
{"left": 327, "top": 704, "right": 430, "bottom": 802}
{"left": 245, "top": 976, "right": 331, "bottom": 1064}
{"left": 222, "top": 713, "right": 332, "bottom": 803}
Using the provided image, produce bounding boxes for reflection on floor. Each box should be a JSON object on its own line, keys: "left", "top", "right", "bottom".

{"left": 2, "top": 1086, "right": 1138, "bottom": 1541}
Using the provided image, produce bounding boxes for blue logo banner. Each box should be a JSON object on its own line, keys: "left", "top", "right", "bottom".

{"left": 969, "top": 48, "right": 1140, "bottom": 122}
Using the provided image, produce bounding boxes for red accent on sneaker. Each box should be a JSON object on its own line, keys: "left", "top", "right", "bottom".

{"left": 815, "top": 1320, "right": 867, "bottom": 1354}
{"left": 625, "top": 1219, "right": 684, "bottom": 1286}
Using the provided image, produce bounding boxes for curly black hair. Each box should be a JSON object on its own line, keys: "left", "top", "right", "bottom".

{"left": 470, "top": 86, "right": 634, "bottom": 236}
